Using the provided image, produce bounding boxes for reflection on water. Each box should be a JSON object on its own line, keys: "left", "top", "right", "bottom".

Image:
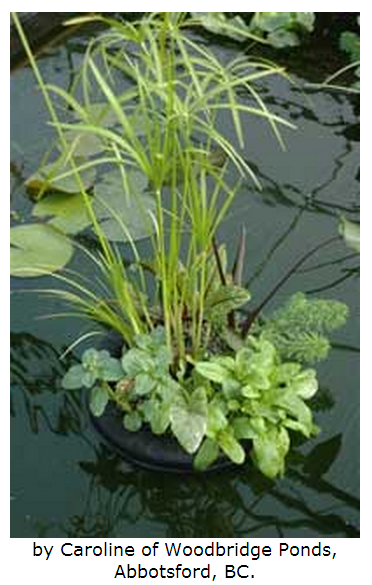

{"left": 10, "top": 24, "right": 359, "bottom": 538}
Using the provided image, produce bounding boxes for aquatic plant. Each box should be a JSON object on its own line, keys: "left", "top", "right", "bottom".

{"left": 11, "top": 12, "right": 349, "bottom": 478}
{"left": 191, "top": 12, "right": 315, "bottom": 48}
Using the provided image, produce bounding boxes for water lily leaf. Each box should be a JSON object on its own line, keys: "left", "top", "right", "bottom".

{"left": 10, "top": 224, "right": 73, "bottom": 277}
{"left": 71, "top": 103, "right": 148, "bottom": 137}
{"left": 89, "top": 385, "right": 109, "bottom": 417}
{"left": 62, "top": 130, "right": 103, "bottom": 158}
{"left": 32, "top": 192, "right": 91, "bottom": 234}
{"left": 71, "top": 101, "right": 118, "bottom": 126}
{"left": 339, "top": 216, "right": 360, "bottom": 253}
{"left": 170, "top": 388, "right": 207, "bottom": 454}
{"left": 93, "top": 171, "right": 156, "bottom": 242}
{"left": 26, "top": 157, "right": 95, "bottom": 198}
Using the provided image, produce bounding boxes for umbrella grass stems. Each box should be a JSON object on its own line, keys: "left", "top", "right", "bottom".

{"left": 12, "top": 12, "right": 292, "bottom": 363}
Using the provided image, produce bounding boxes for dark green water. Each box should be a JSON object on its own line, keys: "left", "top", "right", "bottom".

{"left": 10, "top": 31, "right": 359, "bottom": 538}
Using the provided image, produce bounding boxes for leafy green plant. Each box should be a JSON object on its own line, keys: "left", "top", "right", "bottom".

{"left": 63, "top": 330, "right": 322, "bottom": 478}
{"left": 191, "top": 12, "right": 315, "bottom": 48}
{"left": 249, "top": 12, "right": 315, "bottom": 48}
{"left": 12, "top": 12, "right": 350, "bottom": 478}
{"left": 257, "top": 293, "right": 349, "bottom": 363}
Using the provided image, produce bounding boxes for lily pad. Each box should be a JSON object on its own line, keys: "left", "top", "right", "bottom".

{"left": 10, "top": 224, "right": 73, "bottom": 277}
{"left": 26, "top": 156, "right": 96, "bottom": 198}
{"left": 339, "top": 216, "right": 360, "bottom": 253}
{"left": 32, "top": 192, "right": 92, "bottom": 234}
{"left": 93, "top": 171, "right": 156, "bottom": 242}
{"left": 61, "top": 130, "right": 103, "bottom": 158}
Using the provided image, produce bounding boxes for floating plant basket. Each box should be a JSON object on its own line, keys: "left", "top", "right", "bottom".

{"left": 87, "top": 332, "right": 237, "bottom": 473}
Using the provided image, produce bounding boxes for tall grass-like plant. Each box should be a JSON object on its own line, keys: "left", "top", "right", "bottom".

{"left": 13, "top": 11, "right": 292, "bottom": 363}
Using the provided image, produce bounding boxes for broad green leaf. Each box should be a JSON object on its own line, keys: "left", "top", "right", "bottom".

{"left": 170, "top": 388, "right": 207, "bottom": 454}
{"left": 339, "top": 216, "right": 360, "bottom": 253}
{"left": 32, "top": 192, "right": 91, "bottom": 234}
{"left": 100, "top": 357, "right": 124, "bottom": 381}
{"left": 194, "top": 438, "right": 220, "bottom": 471}
{"left": 93, "top": 171, "right": 156, "bottom": 242}
{"left": 218, "top": 429, "right": 245, "bottom": 464}
{"left": 289, "top": 369, "right": 318, "bottom": 399}
{"left": 89, "top": 385, "right": 109, "bottom": 417}
{"left": 134, "top": 373, "right": 156, "bottom": 396}
{"left": 252, "top": 12, "right": 291, "bottom": 33}
{"left": 252, "top": 427, "right": 290, "bottom": 479}
{"left": 295, "top": 12, "right": 315, "bottom": 31}
{"left": 62, "top": 130, "right": 103, "bottom": 157}
{"left": 26, "top": 157, "right": 95, "bottom": 197}
{"left": 122, "top": 348, "right": 152, "bottom": 376}
{"left": 10, "top": 224, "right": 73, "bottom": 277}
{"left": 195, "top": 361, "right": 229, "bottom": 384}
{"left": 70, "top": 101, "right": 118, "bottom": 126}
{"left": 146, "top": 400, "right": 171, "bottom": 435}
{"left": 232, "top": 416, "right": 258, "bottom": 440}
{"left": 82, "top": 371, "right": 97, "bottom": 388}
{"left": 277, "top": 392, "right": 313, "bottom": 437}
{"left": 339, "top": 31, "right": 360, "bottom": 61}
{"left": 206, "top": 403, "right": 228, "bottom": 438}
{"left": 268, "top": 29, "right": 299, "bottom": 48}
{"left": 61, "top": 364, "right": 85, "bottom": 390}
{"left": 123, "top": 411, "right": 142, "bottom": 432}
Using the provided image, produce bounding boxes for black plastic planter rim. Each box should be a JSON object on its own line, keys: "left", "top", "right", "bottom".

{"left": 87, "top": 396, "right": 237, "bottom": 474}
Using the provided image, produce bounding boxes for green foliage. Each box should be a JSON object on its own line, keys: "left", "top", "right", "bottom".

{"left": 339, "top": 26, "right": 360, "bottom": 88}
{"left": 32, "top": 192, "right": 91, "bottom": 235}
{"left": 249, "top": 12, "right": 315, "bottom": 48}
{"left": 191, "top": 12, "right": 256, "bottom": 42}
{"left": 26, "top": 155, "right": 96, "bottom": 198}
{"left": 62, "top": 331, "right": 321, "bottom": 478}
{"left": 170, "top": 388, "right": 208, "bottom": 454}
{"left": 13, "top": 12, "right": 350, "bottom": 478}
{"left": 258, "top": 293, "right": 349, "bottom": 363}
{"left": 62, "top": 348, "right": 123, "bottom": 389}
{"left": 340, "top": 31, "right": 360, "bottom": 62}
{"left": 62, "top": 347, "right": 124, "bottom": 417}
{"left": 191, "top": 12, "right": 315, "bottom": 48}
{"left": 10, "top": 224, "right": 73, "bottom": 277}
{"left": 195, "top": 336, "right": 319, "bottom": 477}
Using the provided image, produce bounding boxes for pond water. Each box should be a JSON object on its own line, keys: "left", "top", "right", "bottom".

{"left": 10, "top": 24, "right": 359, "bottom": 538}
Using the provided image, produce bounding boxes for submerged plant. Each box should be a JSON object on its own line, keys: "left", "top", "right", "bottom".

{"left": 12, "top": 12, "right": 349, "bottom": 478}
